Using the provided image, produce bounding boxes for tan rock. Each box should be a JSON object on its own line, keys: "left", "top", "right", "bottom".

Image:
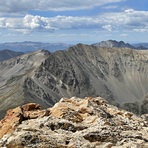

{"left": 0, "top": 106, "right": 23, "bottom": 139}
{"left": 22, "top": 103, "right": 41, "bottom": 111}
{"left": 0, "top": 103, "right": 49, "bottom": 139}
{"left": 0, "top": 97, "right": 147, "bottom": 147}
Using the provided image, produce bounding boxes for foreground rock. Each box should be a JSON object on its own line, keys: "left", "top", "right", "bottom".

{"left": 0, "top": 103, "right": 49, "bottom": 139}
{"left": 0, "top": 97, "right": 148, "bottom": 147}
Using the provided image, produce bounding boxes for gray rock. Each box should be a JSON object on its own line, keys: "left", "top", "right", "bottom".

{"left": 0, "top": 44, "right": 148, "bottom": 119}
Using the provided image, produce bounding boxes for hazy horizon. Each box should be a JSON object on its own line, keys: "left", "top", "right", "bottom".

{"left": 0, "top": 40, "right": 147, "bottom": 45}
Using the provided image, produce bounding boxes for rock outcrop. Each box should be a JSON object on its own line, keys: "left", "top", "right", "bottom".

{"left": 0, "top": 97, "right": 147, "bottom": 147}
{"left": 0, "top": 103, "right": 49, "bottom": 139}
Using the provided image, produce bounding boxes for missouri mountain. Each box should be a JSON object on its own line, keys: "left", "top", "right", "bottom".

{"left": 0, "top": 43, "right": 148, "bottom": 118}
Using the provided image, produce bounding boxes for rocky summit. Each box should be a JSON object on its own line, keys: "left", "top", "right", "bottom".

{"left": 0, "top": 97, "right": 147, "bottom": 148}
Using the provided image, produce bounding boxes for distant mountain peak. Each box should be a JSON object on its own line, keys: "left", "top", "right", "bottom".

{"left": 0, "top": 49, "right": 24, "bottom": 61}
{"left": 92, "top": 40, "right": 135, "bottom": 49}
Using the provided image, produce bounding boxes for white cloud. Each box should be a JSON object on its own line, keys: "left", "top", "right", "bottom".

{"left": 23, "top": 15, "right": 51, "bottom": 30}
{"left": 103, "top": 5, "right": 118, "bottom": 10}
{"left": 0, "top": 14, "right": 102, "bottom": 33}
{"left": 0, "top": 17, "right": 22, "bottom": 29}
{"left": 102, "top": 25, "right": 112, "bottom": 31}
{"left": 15, "top": 29, "right": 32, "bottom": 34}
{"left": 133, "top": 28, "right": 148, "bottom": 32}
{"left": 0, "top": 0, "right": 123, "bottom": 13}
{"left": 120, "top": 33, "right": 128, "bottom": 37}
{"left": 101, "top": 9, "right": 148, "bottom": 32}
{"left": 0, "top": 9, "right": 148, "bottom": 34}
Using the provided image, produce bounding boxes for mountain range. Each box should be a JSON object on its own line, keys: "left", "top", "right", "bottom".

{"left": 133, "top": 43, "right": 148, "bottom": 49}
{"left": 0, "top": 41, "right": 71, "bottom": 53}
{"left": 0, "top": 40, "right": 147, "bottom": 63}
{"left": 0, "top": 40, "right": 147, "bottom": 55}
{"left": 0, "top": 42, "right": 148, "bottom": 119}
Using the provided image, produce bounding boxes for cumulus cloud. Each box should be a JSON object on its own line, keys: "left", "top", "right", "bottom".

{"left": 0, "top": 9, "right": 148, "bottom": 34}
{"left": 102, "top": 25, "right": 112, "bottom": 31}
{"left": 0, "top": 14, "right": 103, "bottom": 33}
{"left": 0, "top": 17, "right": 22, "bottom": 29}
{"left": 23, "top": 15, "right": 55, "bottom": 30}
{"left": 0, "top": 0, "right": 123, "bottom": 13}
{"left": 99, "top": 9, "right": 148, "bottom": 32}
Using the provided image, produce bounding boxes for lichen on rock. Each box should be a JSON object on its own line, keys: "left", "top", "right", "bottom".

{"left": 0, "top": 97, "right": 148, "bottom": 148}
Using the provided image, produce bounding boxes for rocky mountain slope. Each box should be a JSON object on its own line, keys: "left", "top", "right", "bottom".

{"left": 34, "top": 44, "right": 148, "bottom": 115}
{"left": 0, "top": 49, "right": 24, "bottom": 61}
{"left": 0, "top": 44, "right": 148, "bottom": 119}
{"left": 0, "top": 97, "right": 147, "bottom": 147}
{"left": 0, "top": 50, "right": 51, "bottom": 119}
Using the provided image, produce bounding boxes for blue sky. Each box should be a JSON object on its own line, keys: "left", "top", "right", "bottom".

{"left": 0, "top": 0, "right": 148, "bottom": 44}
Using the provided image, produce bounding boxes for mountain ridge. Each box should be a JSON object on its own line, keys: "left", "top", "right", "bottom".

{"left": 0, "top": 44, "right": 148, "bottom": 119}
{"left": 93, "top": 40, "right": 148, "bottom": 49}
{"left": 0, "top": 49, "right": 51, "bottom": 119}
{"left": 0, "top": 41, "right": 71, "bottom": 53}
{"left": 0, "top": 49, "right": 24, "bottom": 61}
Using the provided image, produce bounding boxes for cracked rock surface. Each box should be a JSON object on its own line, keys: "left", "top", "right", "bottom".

{"left": 0, "top": 97, "right": 147, "bottom": 147}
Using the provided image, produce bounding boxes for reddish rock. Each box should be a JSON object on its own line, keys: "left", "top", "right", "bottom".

{"left": 0, "top": 106, "right": 23, "bottom": 139}
{"left": 0, "top": 103, "right": 49, "bottom": 139}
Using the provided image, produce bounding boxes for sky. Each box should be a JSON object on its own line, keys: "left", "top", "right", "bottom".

{"left": 0, "top": 0, "right": 148, "bottom": 44}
